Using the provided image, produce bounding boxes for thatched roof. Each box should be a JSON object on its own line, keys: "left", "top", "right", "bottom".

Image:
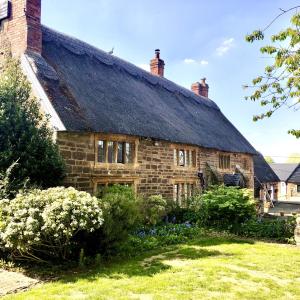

{"left": 25, "top": 26, "right": 256, "bottom": 154}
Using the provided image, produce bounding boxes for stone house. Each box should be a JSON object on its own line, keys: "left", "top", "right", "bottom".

{"left": 253, "top": 154, "right": 279, "bottom": 201}
{"left": 0, "top": 0, "right": 257, "bottom": 202}
{"left": 270, "top": 163, "right": 300, "bottom": 201}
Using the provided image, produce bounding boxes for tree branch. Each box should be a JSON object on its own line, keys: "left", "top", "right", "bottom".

{"left": 262, "top": 6, "right": 300, "bottom": 32}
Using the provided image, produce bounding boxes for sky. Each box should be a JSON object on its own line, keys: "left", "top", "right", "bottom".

{"left": 42, "top": 0, "right": 300, "bottom": 162}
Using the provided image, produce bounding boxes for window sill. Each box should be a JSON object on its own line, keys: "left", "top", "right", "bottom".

{"left": 94, "top": 163, "right": 139, "bottom": 169}
{"left": 174, "top": 166, "right": 197, "bottom": 170}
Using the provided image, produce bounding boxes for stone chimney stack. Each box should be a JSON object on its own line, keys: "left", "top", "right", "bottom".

{"left": 150, "top": 49, "right": 165, "bottom": 77}
{"left": 191, "top": 78, "right": 209, "bottom": 98}
{"left": 0, "top": 0, "right": 42, "bottom": 57}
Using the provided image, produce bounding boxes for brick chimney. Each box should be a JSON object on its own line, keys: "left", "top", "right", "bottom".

{"left": 0, "top": 0, "right": 42, "bottom": 57}
{"left": 191, "top": 78, "right": 209, "bottom": 98}
{"left": 150, "top": 49, "right": 165, "bottom": 77}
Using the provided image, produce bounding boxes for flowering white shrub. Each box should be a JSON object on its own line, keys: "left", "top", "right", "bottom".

{"left": 0, "top": 187, "right": 103, "bottom": 262}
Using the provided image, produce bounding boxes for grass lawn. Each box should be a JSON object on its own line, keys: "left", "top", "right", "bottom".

{"left": 4, "top": 235, "right": 300, "bottom": 300}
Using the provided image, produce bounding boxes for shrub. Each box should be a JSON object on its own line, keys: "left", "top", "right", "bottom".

{"left": 236, "top": 217, "right": 296, "bottom": 242}
{"left": 0, "top": 187, "right": 103, "bottom": 262}
{"left": 167, "top": 195, "right": 203, "bottom": 224}
{"left": 199, "top": 185, "right": 256, "bottom": 230}
{"left": 100, "top": 185, "right": 140, "bottom": 250}
{"left": 0, "top": 58, "right": 65, "bottom": 195}
{"left": 79, "top": 185, "right": 140, "bottom": 257}
{"left": 139, "top": 195, "right": 167, "bottom": 225}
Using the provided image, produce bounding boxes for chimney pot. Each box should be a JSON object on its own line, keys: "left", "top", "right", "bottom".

{"left": 150, "top": 49, "right": 165, "bottom": 77}
{"left": 155, "top": 49, "right": 160, "bottom": 58}
{"left": 191, "top": 78, "right": 209, "bottom": 98}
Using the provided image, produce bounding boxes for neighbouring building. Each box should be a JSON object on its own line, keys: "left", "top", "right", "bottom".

{"left": 0, "top": 0, "right": 257, "bottom": 203}
{"left": 253, "top": 154, "right": 279, "bottom": 201}
{"left": 270, "top": 163, "right": 300, "bottom": 201}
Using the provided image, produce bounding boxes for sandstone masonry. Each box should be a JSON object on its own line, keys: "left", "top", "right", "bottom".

{"left": 57, "top": 131, "right": 254, "bottom": 199}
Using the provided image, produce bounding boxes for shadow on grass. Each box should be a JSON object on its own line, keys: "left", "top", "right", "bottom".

{"left": 53, "top": 236, "right": 252, "bottom": 284}
{"left": 57, "top": 247, "right": 223, "bottom": 284}
{"left": 20, "top": 235, "right": 254, "bottom": 284}
{"left": 187, "top": 235, "right": 255, "bottom": 247}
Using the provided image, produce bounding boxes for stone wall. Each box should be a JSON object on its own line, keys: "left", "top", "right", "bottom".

{"left": 276, "top": 182, "right": 300, "bottom": 200}
{"left": 56, "top": 131, "right": 254, "bottom": 199}
{"left": 287, "top": 183, "right": 300, "bottom": 200}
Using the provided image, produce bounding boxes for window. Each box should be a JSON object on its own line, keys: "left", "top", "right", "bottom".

{"left": 97, "top": 139, "right": 135, "bottom": 164}
{"left": 179, "top": 150, "right": 185, "bottom": 166}
{"left": 107, "top": 141, "right": 114, "bottom": 163}
{"left": 297, "top": 185, "right": 300, "bottom": 193}
{"left": 174, "top": 149, "right": 196, "bottom": 167}
{"left": 98, "top": 140, "right": 106, "bottom": 162}
{"left": 125, "top": 142, "right": 133, "bottom": 164}
{"left": 219, "top": 154, "right": 230, "bottom": 169}
{"left": 243, "top": 158, "right": 249, "bottom": 170}
{"left": 173, "top": 182, "right": 196, "bottom": 206}
{"left": 117, "top": 142, "right": 124, "bottom": 163}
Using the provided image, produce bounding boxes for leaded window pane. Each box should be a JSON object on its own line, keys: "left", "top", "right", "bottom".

{"left": 107, "top": 141, "right": 114, "bottom": 163}
{"left": 179, "top": 150, "right": 185, "bottom": 166}
{"left": 125, "top": 143, "right": 133, "bottom": 163}
{"left": 98, "top": 140, "right": 106, "bottom": 162}
{"left": 117, "top": 142, "right": 124, "bottom": 163}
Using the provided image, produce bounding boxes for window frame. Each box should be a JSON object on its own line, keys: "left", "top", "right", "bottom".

{"left": 173, "top": 146, "right": 197, "bottom": 168}
{"left": 173, "top": 180, "right": 197, "bottom": 206}
{"left": 242, "top": 158, "right": 249, "bottom": 170}
{"left": 219, "top": 153, "right": 231, "bottom": 170}
{"left": 95, "top": 134, "right": 138, "bottom": 167}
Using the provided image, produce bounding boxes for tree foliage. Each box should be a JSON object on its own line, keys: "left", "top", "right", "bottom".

{"left": 264, "top": 156, "right": 274, "bottom": 163}
{"left": 245, "top": 7, "right": 300, "bottom": 138}
{"left": 286, "top": 152, "right": 300, "bottom": 163}
{"left": 0, "top": 58, "right": 65, "bottom": 195}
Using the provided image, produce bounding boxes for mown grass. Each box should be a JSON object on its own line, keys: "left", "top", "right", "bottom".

{"left": 4, "top": 235, "right": 300, "bottom": 300}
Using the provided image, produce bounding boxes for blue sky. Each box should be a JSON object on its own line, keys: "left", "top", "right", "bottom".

{"left": 42, "top": 0, "right": 300, "bottom": 162}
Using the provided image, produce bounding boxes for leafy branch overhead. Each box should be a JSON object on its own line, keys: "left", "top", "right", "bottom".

{"left": 244, "top": 6, "right": 300, "bottom": 138}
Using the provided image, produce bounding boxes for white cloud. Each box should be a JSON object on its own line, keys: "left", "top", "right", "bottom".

{"left": 216, "top": 38, "right": 235, "bottom": 56}
{"left": 138, "top": 63, "right": 150, "bottom": 71}
{"left": 184, "top": 58, "right": 209, "bottom": 65}
{"left": 184, "top": 58, "right": 196, "bottom": 64}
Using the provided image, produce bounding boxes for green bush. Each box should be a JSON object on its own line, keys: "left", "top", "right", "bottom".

{"left": 0, "top": 58, "right": 65, "bottom": 196}
{"left": 0, "top": 187, "right": 103, "bottom": 262}
{"left": 167, "top": 195, "right": 203, "bottom": 224}
{"left": 100, "top": 185, "right": 140, "bottom": 249}
{"left": 139, "top": 195, "right": 167, "bottom": 225}
{"left": 199, "top": 185, "right": 256, "bottom": 230}
{"left": 79, "top": 185, "right": 141, "bottom": 257}
{"left": 236, "top": 217, "right": 296, "bottom": 242}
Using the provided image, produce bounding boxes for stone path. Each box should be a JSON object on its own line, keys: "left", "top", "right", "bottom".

{"left": 0, "top": 269, "right": 39, "bottom": 296}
